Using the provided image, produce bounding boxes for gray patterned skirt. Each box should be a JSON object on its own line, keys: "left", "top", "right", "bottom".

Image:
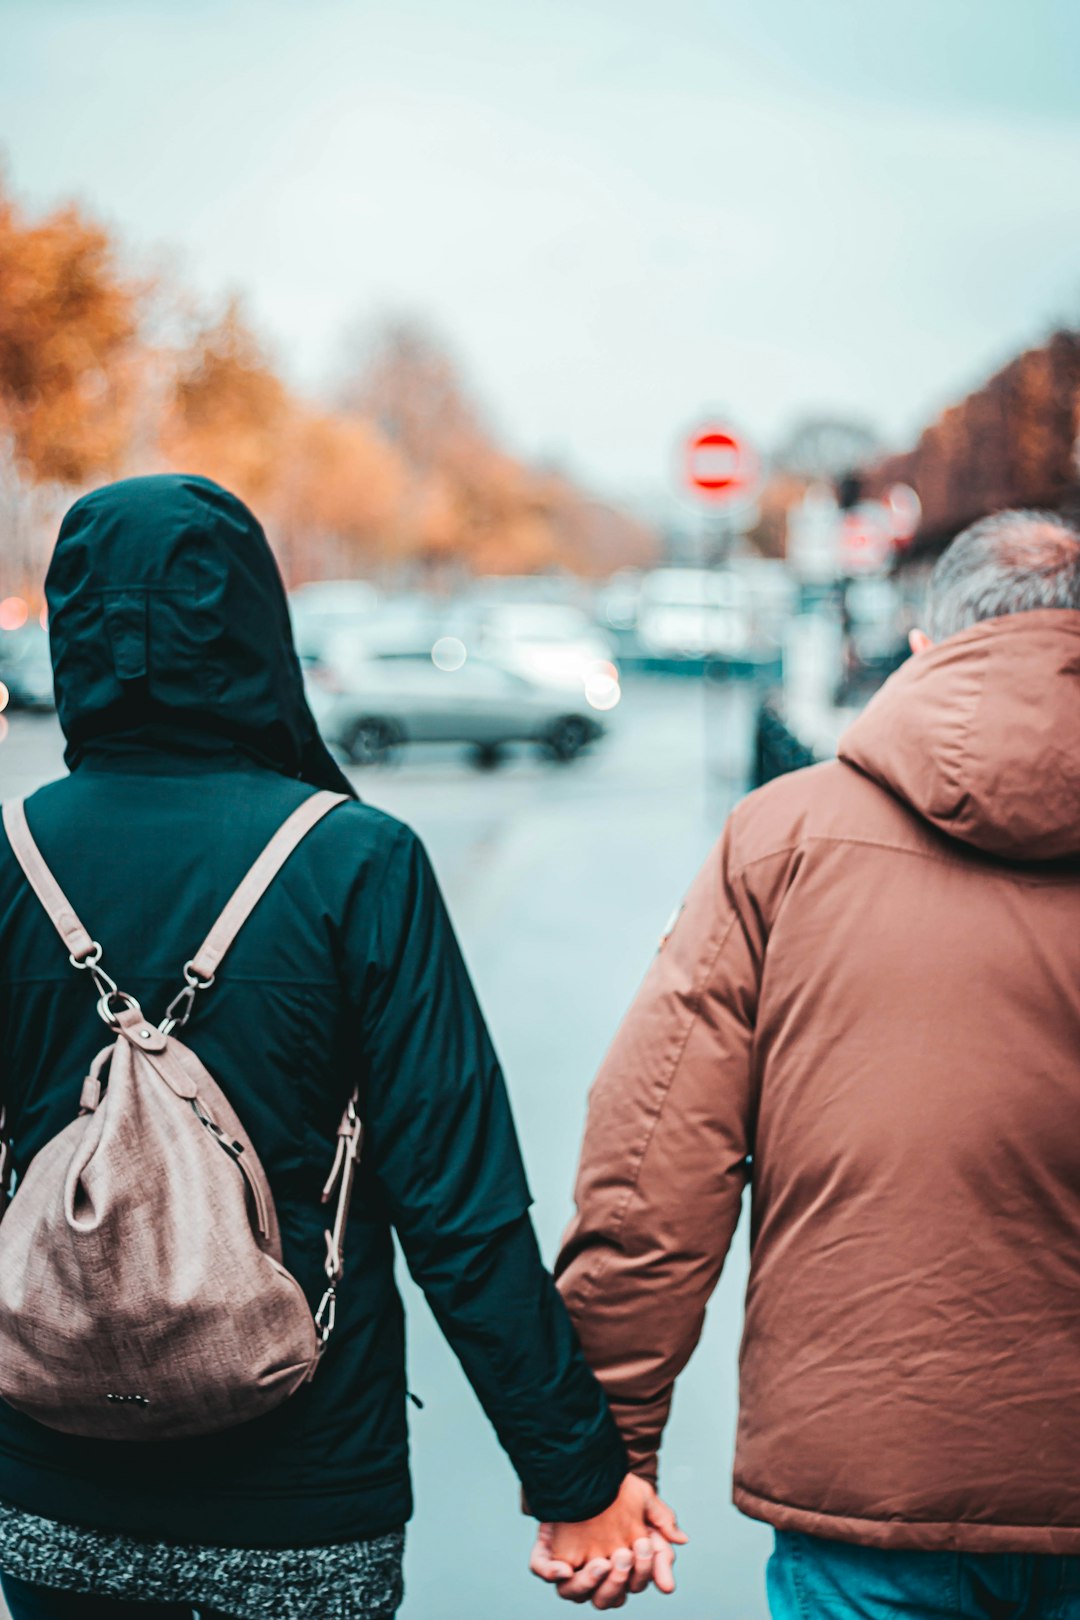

{"left": 0, "top": 1502, "right": 404, "bottom": 1619}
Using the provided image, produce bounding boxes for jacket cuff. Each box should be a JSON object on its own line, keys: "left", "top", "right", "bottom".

{"left": 624, "top": 1444, "right": 659, "bottom": 1487}
{"left": 521, "top": 1429, "right": 628, "bottom": 1523}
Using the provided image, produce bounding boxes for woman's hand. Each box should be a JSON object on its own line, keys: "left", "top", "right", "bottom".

{"left": 529, "top": 1473, "right": 687, "bottom": 1607}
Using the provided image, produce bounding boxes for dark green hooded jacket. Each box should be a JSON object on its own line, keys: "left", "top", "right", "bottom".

{"left": 0, "top": 474, "right": 626, "bottom": 1547}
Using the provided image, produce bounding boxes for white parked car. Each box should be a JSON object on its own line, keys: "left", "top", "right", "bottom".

{"left": 477, "top": 604, "right": 620, "bottom": 708}
{"left": 636, "top": 568, "right": 750, "bottom": 659}
{"left": 307, "top": 640, "right": 607, "bottom": 768}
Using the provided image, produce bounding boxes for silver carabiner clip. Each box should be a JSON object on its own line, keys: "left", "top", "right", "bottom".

{"left": 159, "top": 961, "right": 215, "bottom": 1035}
{"left": 96, "top": 991, "right": 141, "bottom": 1028}
{"left": 159, "top": 983, "right": 196, "bottom": 1036}
{"left": 314, "top": 1284, "right": 337, "bottom": 1348}
{"left": 71, "top": 946, "right": 119, "bottom": 1005}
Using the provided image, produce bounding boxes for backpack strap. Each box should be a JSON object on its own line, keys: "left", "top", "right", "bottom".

{"left": 160, "top": 790, "right": 348, "bottom": 1030}
{"left": 2, "top": 800, "right": 99, "bottom": 964}
{"left": 3, "top": 791, "right": 348, "bottom": 1029}
{"left": 188, "top": 791, "right": 348, "bottom": 982}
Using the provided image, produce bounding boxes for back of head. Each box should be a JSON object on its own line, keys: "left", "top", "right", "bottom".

{"left": 840, "top": 508, "right": 1080, "bottom": 861}
{"left": 925, "top": 510, "right": 1080, "bottom": 640}
{"left": 47, "top": 473, "right": 354, "bottom": 795}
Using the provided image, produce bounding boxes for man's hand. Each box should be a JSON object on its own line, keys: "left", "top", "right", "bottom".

{"left": 529, "top": 1473, "right": 687, "bottom": 1607}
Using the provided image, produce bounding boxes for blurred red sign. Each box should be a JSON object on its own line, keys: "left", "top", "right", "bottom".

{"left": 886, "top": 482, "right": 922, "bottom": 545}
{"left": 840, "top": 502, "right": 894, "bottom": 574}
{"left": 683, "top": 425, "right": 758, "bottom": 503}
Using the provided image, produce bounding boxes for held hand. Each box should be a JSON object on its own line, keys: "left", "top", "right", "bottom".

{"left": 530, "top": 1473, "right": 687, "bottom": 1607}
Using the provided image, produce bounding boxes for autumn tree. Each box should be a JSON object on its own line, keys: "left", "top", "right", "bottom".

{"left": 341, "top": 319, "right": 481, "bottom": 472}
{"left": 0, "top": 175, "right": 658, "bottom": 593}
{"left": 340, "top": 318, "right": 507, "bottom": 568}
{"left": 270, "top": 408, "right": 408, "bottom": 582}
{"left": 158, "top": 298, "right": 289, "bottom": 508}
{"left": 340, "top": 318, "right": 656, "bottom": 575}
{"left": 0, "top": 175, "right": 144, "bottom": 485}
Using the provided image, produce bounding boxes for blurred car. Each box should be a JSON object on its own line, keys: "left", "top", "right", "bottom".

{"left": 466, "top": 575, "right": 588, "bottom": 609}
{"left": 636, "top": 568, "right": 749, "bottom": 659}
{"left": 307, "top": 640, "right": 606, "bottom": 767}
{"left": 477, "top": 604, "right": 620, "bottom": 705}
{"left": 288, "top": 581, "right": 380, "bottom": 662}
{"left": 0, "top": 626, "right": 54, "bottom": 711}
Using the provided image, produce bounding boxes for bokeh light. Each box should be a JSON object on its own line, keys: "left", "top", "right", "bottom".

{"left": 431, "top": 636, "right": 467, "bottom": 672}
{"left": 0, "top": 597, "right": 28, "bottom": 632}
{"left": 585, "top": 670, "right": 621, "bottom": 712}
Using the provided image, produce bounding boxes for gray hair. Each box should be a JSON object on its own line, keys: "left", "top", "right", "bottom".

{"left": 926, "top": 509, "right": 1080, "bottom": 642}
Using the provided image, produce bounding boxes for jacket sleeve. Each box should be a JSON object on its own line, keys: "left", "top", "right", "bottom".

{"left": 348, "top": 823, "right": 627, "bottom": 1523}
{"left": 555, "top": 818, "right": 763, "bottom": 1484}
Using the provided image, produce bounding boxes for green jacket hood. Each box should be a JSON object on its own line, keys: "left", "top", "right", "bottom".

{"left": 46, "top": 473, "right": 354, "bottom": 795}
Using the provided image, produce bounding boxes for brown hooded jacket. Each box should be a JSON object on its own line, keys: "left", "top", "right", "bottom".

{"left": 557, "top": 610, "right": 1080, "bottom": 1551}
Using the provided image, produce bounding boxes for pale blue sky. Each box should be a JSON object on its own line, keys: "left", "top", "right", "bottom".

{"left": 2, "top": 0, "right": 1079, "bottom": 498}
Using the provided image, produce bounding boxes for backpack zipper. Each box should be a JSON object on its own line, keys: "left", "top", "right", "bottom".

{"left": 190, "top": 1097, "right": 271, "bottom": 1243}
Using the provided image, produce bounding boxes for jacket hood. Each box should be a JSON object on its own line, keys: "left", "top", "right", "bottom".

{"left": 838, "top": 610, "right": 1080, "bottom": 861}
{"left": 46, "top": 473, "right": 355, "bottom": 795}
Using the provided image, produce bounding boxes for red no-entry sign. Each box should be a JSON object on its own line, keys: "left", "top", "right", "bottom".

{"left": 683, "top": 424, "right": 758, "bottom": 503}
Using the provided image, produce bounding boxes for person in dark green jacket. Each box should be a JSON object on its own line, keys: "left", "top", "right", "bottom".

{"left": 0, "top": 475, "right": 667, "bottom": 1620}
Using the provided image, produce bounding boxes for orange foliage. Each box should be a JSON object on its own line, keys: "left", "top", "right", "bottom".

{"left": 346, "top": 320, "right": 655, "bottom": 576}
{"left": 158, "top": 300, "right": 288, "bottom": 507}
{"left": 0, "top": 179, "right": 144, "bottom": 484}
{"left": 0, "top": 178, "right": 657, "bottom": 586}
{"left": 271, "top": 408, "right": 408, "bottom": 578}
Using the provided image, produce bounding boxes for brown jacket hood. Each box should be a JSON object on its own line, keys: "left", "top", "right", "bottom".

{"left": 839, "top": 609, "right": 1080, "bottom": 861}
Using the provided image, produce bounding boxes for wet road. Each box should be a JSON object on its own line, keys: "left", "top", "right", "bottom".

{"left": 0, "top": 677, "right": 772, "bottom": 1620}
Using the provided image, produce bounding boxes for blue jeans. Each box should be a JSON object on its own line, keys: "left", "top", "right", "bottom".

{"left": 768, "top": 1532, "right": 1080, "bottom": 1619}
{"left": 0, "top": 1575, "right": 234, "bottom": 1619}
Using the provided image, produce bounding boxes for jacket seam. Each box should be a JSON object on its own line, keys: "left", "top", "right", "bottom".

{"left": 729, "top": 838, "right": 958, "bottom": 880}
{"left": 734, "top": 835, "right": 1078, "bottom": 885}
{"left": 0, "top": 1438, "right": 409, "bottom": 1498}
{"left": 801, "top": 833, "right": 1080, "bottom": 883}
{"left": 946, "top": 636, "right": 989, "bottom": 824}
{"left": 801, "top": 835, "right": 960, "bottom": 867}
{"left": 343, "top": 821, "right": 414, "bottom": 1016}
{"left": 787, "top": 1530, "right": 812, "bottom": 1620}
{"left": 0, "top": 975, "right": 341, "bottom": 989}
{"left": 574, "top": 909, "right": 740, "bottom": 1314}
{"left": 735, "top": 1479, "right": 1080, "bottom": 1532}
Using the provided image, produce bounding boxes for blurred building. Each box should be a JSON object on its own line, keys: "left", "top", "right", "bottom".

{"left": 865, "top": 329, "right": 1080, "bottom": 561}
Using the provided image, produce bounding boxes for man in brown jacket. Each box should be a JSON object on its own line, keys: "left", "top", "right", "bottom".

{"left": 546, "top": 511, "right": 1080, "bottom": 1616}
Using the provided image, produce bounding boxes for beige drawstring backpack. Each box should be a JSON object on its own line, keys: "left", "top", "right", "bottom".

{"left": 0, "top": 790, "right": 362, "bottom": 1441}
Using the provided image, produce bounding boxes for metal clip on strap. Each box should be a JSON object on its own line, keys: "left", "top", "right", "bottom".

{"left": 159, "top": 961, "right": 215, "bottom": 1036}
{"left": 0, "top": 1108, "right": 9, "bottom": 1221}
{"left": 315, "top": 1092, "right": 363, "bottom": 1349}
{"left": 68, "top": 951, "right": 143, "bottom": 1030}
{"left": 69, "top": 945, "right": 115, "bottom": 1001}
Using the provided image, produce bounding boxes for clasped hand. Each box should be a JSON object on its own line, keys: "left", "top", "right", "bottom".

{"left": 530, "top": 1473, "right": 687, "bottom": 1609}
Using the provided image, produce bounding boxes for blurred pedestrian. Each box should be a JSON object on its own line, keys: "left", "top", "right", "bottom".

{"left": 543, "top": 511, "right": 1080, "bottom": 1616}
{"left": 0, "top": 474, "right": 671, "bottom": 1620}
